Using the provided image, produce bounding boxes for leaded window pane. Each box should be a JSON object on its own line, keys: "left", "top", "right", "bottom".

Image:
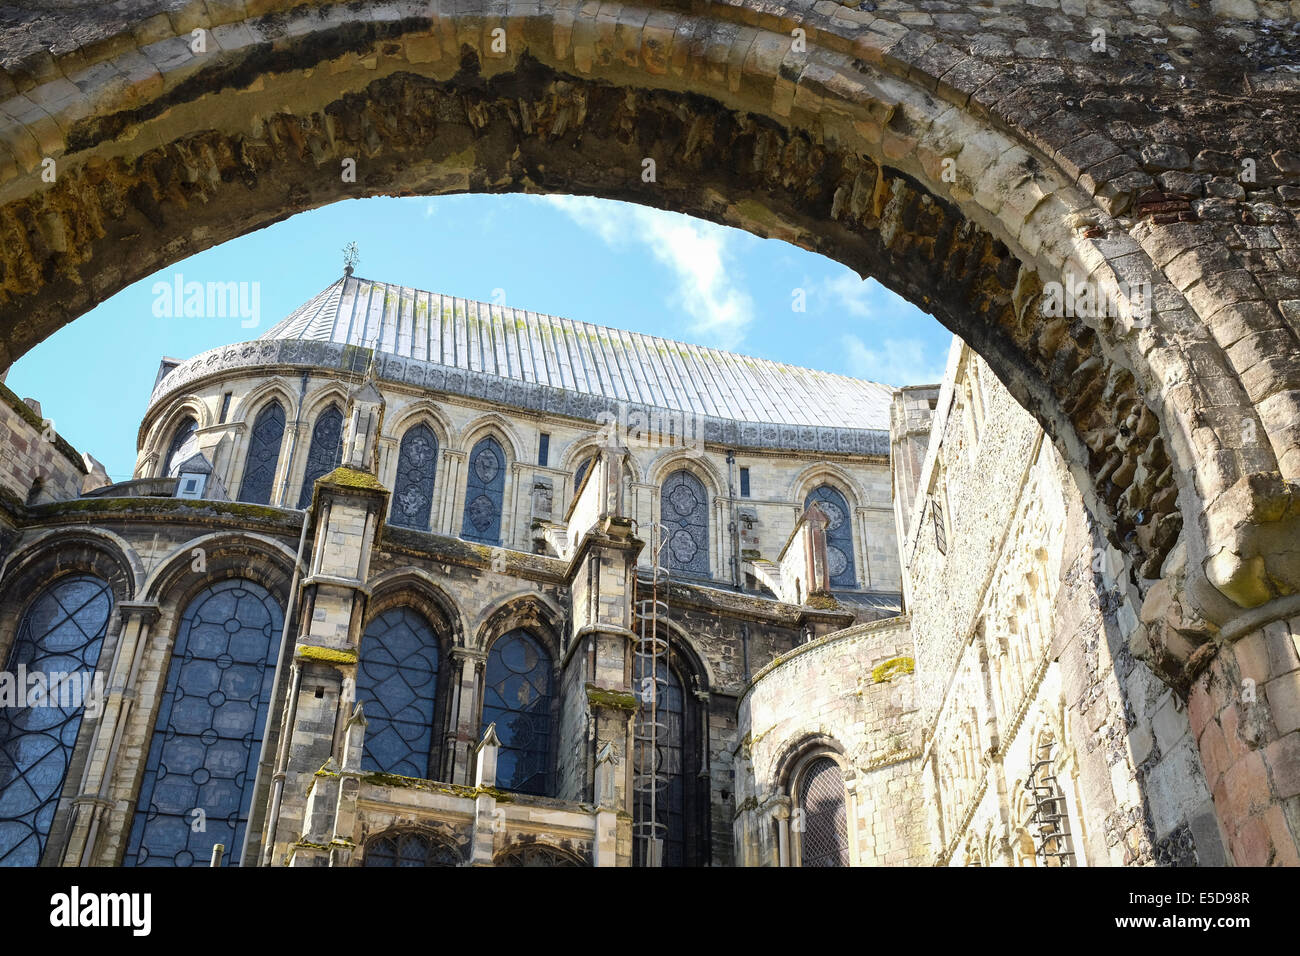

{"left": 660, "top": 470, "right": 709, "bottom": 578}
{"left": 0, "top": 575, "right": 112, "bottom": 867}
{"left": 805, "top": 485, "right": 857, "bottom": 589}
{"left": 496, "top": 844, "right": 582, "bottom": 867}
{"left": 364, "top": 831, "right": 459, "bottom": 867}
{"left": 799, "top": 757, "right": 849, "bottom": 867}
{"left": 163, "top": 417, "right": 197, "bottom": 477}
{"left": 480, "top": 630, "right": 552, "bottom": 797}
{"left": 574, "top": 456, "right": 593, "bottom": 493}
{"left": 238, "top": 401, "right": 285, "bottom": 505}
{"left": 125, "top": 579, "right": 283, "bottom": 867}
{"left": 357, "top": 608, "right": 440, "bottom": 779}
{"left": 633, "top": 658, "right": 685, "bottom": 867}
{"left": 461, "top": 437, "right": 505, "bottom": 546}
{"left": 390, "top": 424, "right": 438, "bottom": 531}
{"left": 297, "top": 405, "right": 344, "bottom": 508}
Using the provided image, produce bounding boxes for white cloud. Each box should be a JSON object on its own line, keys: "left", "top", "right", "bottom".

{"left": 540, "top": 195, "right": 754, "bottom": 350}
{"left": 820, "top": 268, "right": 875, "bottom": 319}
{"left": 840, "top": 334, "right": 947, "bottom": 388}
{"left": 423, "top": 200, "right": 438, "bottom": 219}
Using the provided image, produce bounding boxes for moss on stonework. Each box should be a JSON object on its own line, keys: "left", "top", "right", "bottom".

{"left": 740, "top": 549, "right": 761, "bottom": 561}
{"left": 805, "top": 593, "right": 839, "bottom": 610}
{"left": 585, "top": 683, "right": 638, "bottom": 711}
{"left": 296, "top": 644, "right": 358, "bottom": 665}
{"left": 361, "top": 771, "right": 515, "bottom": 802}
{"left": 320, "top": 466, "right": 386, "bottom": 491}
{"left": 871, "top": 656, "right": 915, "bottom": 684}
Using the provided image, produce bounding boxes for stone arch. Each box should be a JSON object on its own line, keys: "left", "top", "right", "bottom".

{"left": 364, "top": 570, "right": 465, "bottom": 649}
{"left": 471, "top": 591, "right": 566, "bottom": 660}
{"left": 140, "top": 531, "right": 298, "bottom": 611}
{"left": 360, "top": 825, "right": 463, "bottom": 867}
{"left": 229, "top": 380, "right": 297, "bottom": 505}
{"left": 385, "top": 399, "right": 454, "bottom": 451}
{"left": 1, "top": 0, "right": 1298, "bottom": 862}
{"left": 231, "top": 378, "right": 300, "bottom": 428}
{"left": 646, "top": 452, "right": 725, "bottom": 497}
{"left": 788, "top": 462, "right": 868, "bottom": 514}
{"left": 493, "top": 839, "right": 588, "bottom": 867}
{"left": 299, "top": 382, "right": 350, "bottom": 424}
{"left": 140, "top": 396, "right": 210, "bottom": 479}
{"left": 456, "top": 413, "right": 527, "bottom": 464}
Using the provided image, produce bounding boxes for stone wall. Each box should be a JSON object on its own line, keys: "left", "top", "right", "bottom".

{"left": 0, "top": 383, "right": 86, "bottom": 506}
{"left": 735, "top": 615, "right": 927, "bottom": 865}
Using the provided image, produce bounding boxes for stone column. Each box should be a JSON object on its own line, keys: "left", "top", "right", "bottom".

{"left": 63, "top": 601, "right": 160, "bottom": 866}
{"left": 447, "top": 646, "right": 486, "bottom": 784}
{"left": 266, "top": 462, "right": 389, "bottom": 865}
{"left": 772, "top": 800, "right": 791, "bottom": 867}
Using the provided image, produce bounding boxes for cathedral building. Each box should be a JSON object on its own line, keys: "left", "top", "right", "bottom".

{"left": 0, "top": 272, "right": 1233, "bottom": 866}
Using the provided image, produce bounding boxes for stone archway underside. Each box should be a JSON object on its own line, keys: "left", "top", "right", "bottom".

{"left": 0, "top": 3, "right": 1297, "bottom": 676}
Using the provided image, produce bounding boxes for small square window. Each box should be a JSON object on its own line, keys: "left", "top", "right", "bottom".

{"left": 739, "top": 467, "right": 750, "bottom": 497}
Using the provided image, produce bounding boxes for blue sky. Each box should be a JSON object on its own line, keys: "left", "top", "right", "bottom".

{"left": 5, "top": 194, "right": 953, "bottom": 481}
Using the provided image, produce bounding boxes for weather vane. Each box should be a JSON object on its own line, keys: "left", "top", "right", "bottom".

{"left": 342, "top": 241, "right": 360, "bottom": 277}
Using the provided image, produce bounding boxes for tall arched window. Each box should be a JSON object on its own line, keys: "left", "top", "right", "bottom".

{"left": 633, "top": 657, "right": 685, "bottom": 867}
{"left": 237, "top": 400, "right": 285, "bottom": 505}
{"left": 805, "top": 485, "right": 857, "bottom": 589}
{"left": 661, "top": 469, "right": 710, "bottom": 578}
{"left": 297, "top": 404, "right": 344, "bottom": 508}
{"left": 574, "top": 455, "right": 594, "bottom": 494}
{"left": 480, "top": 630, "right": 553, "bottom": 797}
{"left": 390, "top": 424, "right": 438, "bottom": 531}
{"left": 357, "top": 607, "right": 441, "bottom": 779}
{"left": 363, "top": 829, "right": 459, "bottom": 867}
{"left": 0, "top": 575, "right": 113, "bottom": 866}
{"left": 495, "top": 844, "right": 584, "bottom": 866}
{"left": 162, "top": 416, "right": 197, "bottom": 477}
{"left": 461, "top": 436, "right": 506, "bottom": 546}
{"left": 797, "top": 756, "right": 850, "bottom": 867}
{"left": 125, "top": 579, "right": 283, "bottom": 867}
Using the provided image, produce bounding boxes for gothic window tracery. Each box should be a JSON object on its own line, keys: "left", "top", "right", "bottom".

{"left": 805, "top": 485, "right": 857, "bottom": 588}
{"left": 125, "top": 579, "right": 283, "bottom": 867}
{"left": 461, "top": 437, "right": 506, "bottom": 546}
{"left": 633, "top": 656, "right": 685, "bottom": 867}
{"left": 238, "top": 400, "right": 285, "bottom": 505}
{"left": 479, "top": 629, "right": 553, "bottom": 797}
{"left": 162, "top": 416, "right": 197, "bottom": 477}
{"left": 357, "top": 607, "right": 441, "bottom": 779}
{"left": 390, "top": 424, "right": 438, "bottom": 531}
{"left": 297, "top": 404, "right": 344, "bottom": 508}
{"left": 0, "top": 575, "right": 113, "bottom": 866}
{"left": 495, "top": 843, "right": 584, "bottom": 866}
{"left": 660, "top": 469, "right": 709, "bottom": 578}
{"left": 363, "top": 830, "right": 459, "bottom": 867}
{"left": 796, "top": 755, "right": 850, "bottom": 867}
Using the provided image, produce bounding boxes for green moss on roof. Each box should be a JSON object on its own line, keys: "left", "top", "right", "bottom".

{"left": 871, "top": 656, "right": 915, "bottom": 684}
{"left": 320, "top": 467, "right": 386, "bottom": 491}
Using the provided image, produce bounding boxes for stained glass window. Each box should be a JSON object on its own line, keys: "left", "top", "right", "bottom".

{"left": 125, "top": 579, "right": 283, "bottom": 867}
{"left": 574, "top": 455, "right": 594, "bottom": 493}
{"left": 0, "top": 575, "right": 113, "bottom": 867}
{"left": 461, "top": 437, "right": 506, "bottom": 546}
{"left": 390, "top": 424, "right": 438, "bottom": 531}
{"left": 799, "top": 756, "right": 849, "bottom": 867}
{"left": 357, "top": 608, "right": 440, "bottom": 779}
{"left": 162, "top": 417, "right": 197, "bottom": 477}
{"left": 297, "top": 405, "right": 344, "bottom": 508}
{"left": 661, "top": 470, "right": 709, "bottom": 578}
{"left": 363, "top": 830, "right": 459, "bottom": 867}
{"left": 237, "top": 400, "right": 285, "bottom": 505}
{"left": 496, "top": 844, "right": 583, "bottom": 866}
{"left": 805, "top": 485, "right": 857, "bottom": 589}
{"left": 633, "top": 657, "right": 685, "bottom": 867}
{"left": 480, "top": 630, "right": 552, "bottom": 796}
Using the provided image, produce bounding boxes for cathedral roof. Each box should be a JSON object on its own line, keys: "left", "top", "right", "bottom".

{"left": 260, "top": 275, "right": 893, "bottom": 432}
{"left": 150, "top": 275, "right": 893, "bottom": 455}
